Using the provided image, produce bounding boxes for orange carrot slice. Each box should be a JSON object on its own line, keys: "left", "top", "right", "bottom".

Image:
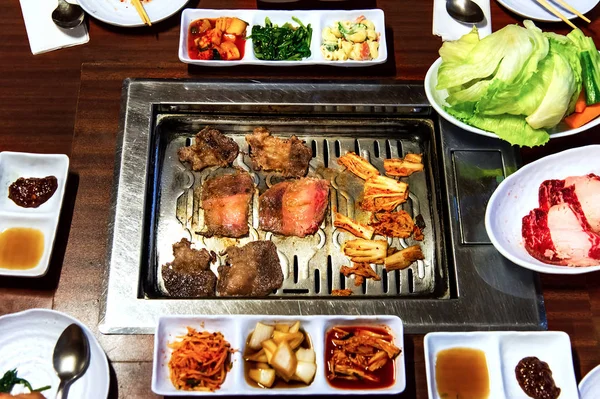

{"left": 564, "top": 102, "right": 600, "bottom": 129}
{"left": 575, "top": 90, "right": 587, "bottom": 113}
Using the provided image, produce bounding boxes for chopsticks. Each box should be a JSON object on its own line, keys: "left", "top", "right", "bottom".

{"left": 534, "top": 0, "right": 589, "bottom": 29}
{"left": 554, "top": 0, "right": 591, "bottom": 23}
{"left": 131, "top": 0, "right": 152, "bottom": 26}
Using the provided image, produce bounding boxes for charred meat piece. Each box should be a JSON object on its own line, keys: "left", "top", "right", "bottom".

{"left": 161, "top": 238, "right": 217, "bottom": 297}
{"left": 217, "top": 241, "right": 283, "bottom": 296}
{"left": 178, "top": 126, "right": 239, "bottom": 171}
{"left": 259, "top": 178, "right": 330, "bottom": 237}
{"left": 201, "top": 172, "right": 254, "bottom": 238}
{"left": 246, "top": 127, "right": 312, "bottom": 178}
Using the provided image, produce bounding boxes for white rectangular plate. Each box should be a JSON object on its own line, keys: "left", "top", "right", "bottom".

{"left": 424, "top": 331, "right": 578, "bottom": 399}
{"left": 153, "top": 315, "right": 404, "bottom": 396}
{"left": 178, "top": 9, "right": 387, "bottom": 67}
{"left": 0, "top": 152, "right": 69, "bottom": 277}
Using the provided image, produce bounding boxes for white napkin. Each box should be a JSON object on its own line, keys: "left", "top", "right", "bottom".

{"left": 19, "top": 0, "right": 89, "bottom": 55}
{"left": 433, "top": 0, "right": 492, "bottom": 42}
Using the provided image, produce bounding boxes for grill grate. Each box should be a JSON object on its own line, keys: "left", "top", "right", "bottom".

{"left": 154, "top": 121, "right": 437, "bottom": 298}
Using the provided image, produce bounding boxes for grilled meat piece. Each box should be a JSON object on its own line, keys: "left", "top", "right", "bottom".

{"left": 178, "top": 126, "right": 239, "bottom": 171}
{"left": 161, "top": 238, "right": 217, "bottom": 297}
{"left": 246, "top": 127, "right": 312, "bottom": 178}
{"left": 201, "top": 172, "right": 254, "bottom": 238}
{"left": 259, "top": 178, "right": 330, "bottom": 237}
{"left": 217, "top": 241, "right": 283, "bottom": 296}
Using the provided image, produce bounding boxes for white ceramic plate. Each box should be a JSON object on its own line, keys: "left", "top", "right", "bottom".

{"left": 178, "top": 9, "right": 387, "bottom": 67}
{"left": 485, "top": 145, "right": 600, "bottom": 274}
{"left": 425, "top": 331, "right": 578, "bottom": 399}
{"left": 0, "top": 152, "right": 69, "bottom": 277}
{"left": 152, "top": 315, "right": 405, "bottom": 396}
{"left": 424, "top": 58, "right": 600, "bottom": 141}
{"left": 78, "top": 0, "right": 188, "bottom": 27}
{"left": 496, "top": 0, "right": 600, "bottom": 22}
{"left": 0, "top": 309, "right": 109, "bottom": 399}
{"left": 579, "top": 364, "right": 600, "bottom": 398}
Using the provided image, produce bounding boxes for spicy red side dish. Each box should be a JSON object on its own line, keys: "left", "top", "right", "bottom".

{"left": 188, "top": 17, "right": 247, "bottom": 61}
{"left": 325, "top": 325, "right": 400, "bottom": 389}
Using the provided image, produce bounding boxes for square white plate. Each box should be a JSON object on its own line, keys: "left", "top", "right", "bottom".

{"left": 0, "top": 152, "right": 69, "bottom": 277}
{"left": 152, "top": 315, "right": 404, "bottom": 396}
{"left": 178, "top": 9, "right": 387, "bottom": 67}
{"left": 425, "top": 331, "right": 578, "bottom": 399}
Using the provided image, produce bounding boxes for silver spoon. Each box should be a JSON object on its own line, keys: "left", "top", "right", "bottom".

{"left": 446, "top": 0, "right": 485, "bottom": 23}
{"left": 52, "top": 324, "right": 90, "bottom": 399}
{"left": 51, "top": 0, "right": 85, "bottom": 29}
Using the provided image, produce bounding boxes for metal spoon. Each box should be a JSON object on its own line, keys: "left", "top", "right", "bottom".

{"left": 51, "top": 0, "right": 85, "bottom": 29}
{"left": 446, "top": 0, "right": 485, "bottom": 23}
{"left": 52, "top": 324, "right": 90, "bottom": 399}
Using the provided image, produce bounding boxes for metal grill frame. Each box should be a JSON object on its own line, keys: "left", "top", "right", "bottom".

{"left": 100, "top": 79, "right": 546, "bottom": 334}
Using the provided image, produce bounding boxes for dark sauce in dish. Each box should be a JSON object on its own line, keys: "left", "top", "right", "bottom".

{"left": 8, "top": 176, "right": 58, "bottom": 208}
{"left": 515, "top": 357, "right": 561, "bottom": 399}
{"left": 325, "top": 326, "right": 396, "bottom": 390}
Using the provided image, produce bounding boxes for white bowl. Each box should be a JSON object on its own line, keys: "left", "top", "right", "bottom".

{"left": 485, "top": 145, "right": 600, "bottom": 274}
{"left": 424, "top": 58, "right": 600, "bottom": 140}
{"left": 78, "top": 0, "right": 188, "bottom": 27}
{"left": 579, "top": 364, "right": 600, "bottom": 399}
{"left": 0, "top": 309, "right": 109, "bottom": 398}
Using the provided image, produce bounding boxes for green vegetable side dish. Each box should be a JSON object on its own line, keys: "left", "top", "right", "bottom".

{"left": 249, "top": 17, "right": 312, "bottom": 61}
{"left": 436, "top": 20, "right": 600, "bottom": 147}
{"left": 0, "top": 369, "right": 51, "bottom": 393}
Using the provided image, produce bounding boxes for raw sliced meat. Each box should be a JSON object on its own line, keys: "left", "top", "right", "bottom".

{"left": 522, "top": 204, "right": 600, "bottom": 267}
{"left": 161, "top": 238, "right": 217, "bottom": 297}
{"left": 259, "top": 178, "right": 330, "bottom": 237}
{"left": 246, "top": 127, "right": 312, "bottom": 178}
{"left": 217, "top": 241, "right": 283, "bottom": 296}
{"left": 539, "top": 174, "right": 600, "bottom": 233}
{"left": 178, "top": 126, "right": 239, "bottom": 171}
{"left": 564, "top": 174, "right": 600, "bottom": 233}
{"left": 201, "top": 172, "right": 254, "bottom": 238}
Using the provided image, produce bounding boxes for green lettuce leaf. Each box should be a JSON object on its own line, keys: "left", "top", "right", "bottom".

{"left": 445, "top": 107, "right": 550, "bottom": 147}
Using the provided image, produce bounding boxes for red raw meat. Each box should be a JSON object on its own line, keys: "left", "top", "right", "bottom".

{"left": 259, "top": 178, "right": 330, "bottom": 237}
{"left": 523, "top": 174, "right": 600, "bottom": 267}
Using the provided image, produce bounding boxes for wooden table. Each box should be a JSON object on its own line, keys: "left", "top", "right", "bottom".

{"left": 1, "top": 0, "right": 600, "bottom": 397}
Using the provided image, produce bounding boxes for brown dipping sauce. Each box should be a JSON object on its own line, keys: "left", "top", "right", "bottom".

{"left": 515, "top": 357, "right": 561, "bottom": 399}
{"left": 435, "top": 347, "right": 490, "bottom": 399}
{"left": 0, "top": 227, "right": 44, "bottom": 270}
{"left": 8, "top": 176, "right": 58, "bottom": 208}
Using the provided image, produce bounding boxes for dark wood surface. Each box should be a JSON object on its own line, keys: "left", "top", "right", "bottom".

{"left": 1, "top": 1, "right": 600, "bottom": 398}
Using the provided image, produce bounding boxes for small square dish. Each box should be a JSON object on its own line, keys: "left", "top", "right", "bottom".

{"left": 0, "top": 151, "right": 69, "bottom": 277}
{"left": 152, "top": 315, "right": 404, "bottom": 396}
{"left": 425, "top": 331, "right": 578, "bottom": 399}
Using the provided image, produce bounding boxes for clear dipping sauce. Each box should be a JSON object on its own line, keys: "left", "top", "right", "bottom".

{"left": 435, "top": 347, "right": 490, "bottom": 399}
{"left": 0, "top": 227, "right": 44, "bottom": 270}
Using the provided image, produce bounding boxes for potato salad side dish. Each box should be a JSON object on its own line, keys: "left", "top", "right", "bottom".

{"left": 320, "top": 16, "right": 379, "bottom": 61}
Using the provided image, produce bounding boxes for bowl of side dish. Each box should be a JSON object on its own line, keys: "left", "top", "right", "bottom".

{"left": 152, "top": 315, "right": 405, "bottom": 396}
{"left": 178, "top": 9, "right": 387, "bottom": 67}
{"left": 485, "top": 145, "right": 600, "bottom": 274}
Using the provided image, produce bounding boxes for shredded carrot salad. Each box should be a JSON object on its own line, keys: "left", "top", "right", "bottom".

{"left": 168, "top": 327, "right": 235, "bottom": 391}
